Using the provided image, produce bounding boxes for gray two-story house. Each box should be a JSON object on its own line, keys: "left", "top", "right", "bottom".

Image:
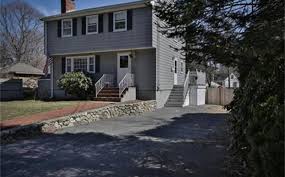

{"left": 42, "top": 0, "right": 189, "bottom": 108}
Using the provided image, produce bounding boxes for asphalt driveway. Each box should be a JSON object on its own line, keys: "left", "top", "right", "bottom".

{"left": 1, "top": 105, "right": 229, "bottom": 177}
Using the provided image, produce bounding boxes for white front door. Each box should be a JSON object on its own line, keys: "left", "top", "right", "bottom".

{"left": 117, "top": 52, "right": 131, "bottom": 84}
{"left": 174, "top": 58, "right": 178, "bottom": 85}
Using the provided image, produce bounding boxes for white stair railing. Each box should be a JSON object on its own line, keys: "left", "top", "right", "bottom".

{"left": 94, "top": 74, "right": 114, "bottom": 97}
{"left": 183, "top": 70, "right": 190, "bottom": 99}
{"left": 118, "top": 73, "right": 135, "bottom": 97}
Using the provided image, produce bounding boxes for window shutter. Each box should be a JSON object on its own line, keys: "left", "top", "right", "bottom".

{"left": 99, "top": 14, "right": 104, "bottom": 33}
{"left": 108, "top": 13, "right": 113, "bottom": 32}
{"left": 82, "top": 17, "right": 86, "bottom": 35}
{"left": 62, "top": 57, "right": 66, "bottom": 74}
{"left": 72, "top": 18, "right": 77, "bottom": 36}
{"left": 127, "top": 10, "right": 133, "bottom": 30}
{"left": 95, "top": 55, "right": 100, "bottom": 73}
{"left": 57, "top": 20, "right": 62, "bottom": 37}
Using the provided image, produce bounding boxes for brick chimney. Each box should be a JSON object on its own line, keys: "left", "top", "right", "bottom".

{"left": 61, "top": 0, "right": 75, "bottom": 13}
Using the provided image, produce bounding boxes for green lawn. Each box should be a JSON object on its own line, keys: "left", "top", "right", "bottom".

{"left": 0, "top": 100, "right": 83, "bottom": 121}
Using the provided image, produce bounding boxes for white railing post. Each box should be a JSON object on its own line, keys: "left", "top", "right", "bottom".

{"left": 118, "top": 73, "right": 134, "bottom": 97}
{"left": 94, "top": 74, "right": 114, "bottom": 97}
{"left": 183, "top": 70, "right": 190, "bottom": 99}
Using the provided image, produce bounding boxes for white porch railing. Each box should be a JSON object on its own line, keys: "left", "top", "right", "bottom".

{"left": 94, "top": 74, "right": 114, "bottom": 97}
{"left": 183, "top": 70, "right": 190, "bottom": 99}
{"left": 118, "top": 73, "right": 135, "bottom": 97}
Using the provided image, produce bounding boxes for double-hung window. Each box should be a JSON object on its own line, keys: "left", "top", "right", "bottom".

{"left": 62, "top": 19, "right": 72, "bottom": 37}
{"left": 89, "top": 57, "right": 95, "bottom": 72}
{"left": 113, "top": 11, "right": 127, "bottom": 32}
{"left": 86, "top": 15, "right": 98, "bottom": 34}
{"left": 66, "top": 56, "right": 95, "bottom": 73}
{"left": 73, "top": 58, "right": 88, "bottom": 72}
{"left": 66, "top": 58, "right": 72, "bottom": 72}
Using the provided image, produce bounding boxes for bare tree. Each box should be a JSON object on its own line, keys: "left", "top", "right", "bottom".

{"left": 0, "top": 0, "right": 44, "bottom": 68}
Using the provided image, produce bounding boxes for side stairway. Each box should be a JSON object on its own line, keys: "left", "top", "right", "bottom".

{"left": 93, "top": 87, "right": 125, "bottom": 102}
{"left": 165, "top": 85, "right": 184, "bottom": 107}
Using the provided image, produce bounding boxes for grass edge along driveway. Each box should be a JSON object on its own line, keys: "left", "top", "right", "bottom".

{"left": 0, "top": 100, "right": 94, "bottom": 121}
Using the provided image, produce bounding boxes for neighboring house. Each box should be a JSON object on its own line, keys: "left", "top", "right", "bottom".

{"left": 41, "top": 0, "right": 188, "bottom": 108}
{"left": 0, "top": 63, "right": 44, "bottom": 88}
{"left": 215, "top": 73, "right": 240, "bottom": 88}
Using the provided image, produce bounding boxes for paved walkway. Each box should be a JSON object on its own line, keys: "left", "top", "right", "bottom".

{"left": 1, "top": 105, "right": 229, "bottom": 177}
{"left": 0, "top": 102, "right": 111, "bottom": 130}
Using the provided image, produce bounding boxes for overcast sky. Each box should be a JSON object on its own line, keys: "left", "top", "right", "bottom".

{"left": 2, "top": 0, "right": 138, "bottom": 16}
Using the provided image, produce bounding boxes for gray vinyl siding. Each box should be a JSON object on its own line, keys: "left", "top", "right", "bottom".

{"left": 97, "top": 52, "right": 117, "bottom": 75}
{"left": 152, "top": 14, "right": 186, "bottom": 107}
{"left": 47, "top": 7, "right": 153, "bottom": 55}
{"left": 152, "top": 14, "right": 185, "bottom": 90}
{"left": 132, "top": 49, "right": 156, "bottom": 100}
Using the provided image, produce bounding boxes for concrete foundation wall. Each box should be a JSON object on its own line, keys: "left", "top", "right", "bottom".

{"left": 156, "top": 89, "right": 172, "bottom": 108}
{"left": 121, "top": 87, "right": 136, "bottom": 102}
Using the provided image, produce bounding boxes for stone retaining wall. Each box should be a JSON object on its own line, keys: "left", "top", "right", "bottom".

{"left": 1, "top": 100, "right": 156, "bottom": 144}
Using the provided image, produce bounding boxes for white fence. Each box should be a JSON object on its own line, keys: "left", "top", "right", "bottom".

{"left": 206, "top": 87, "right": 234, "bottom": 106}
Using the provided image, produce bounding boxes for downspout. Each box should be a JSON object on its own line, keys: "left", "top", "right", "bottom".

{"left": 50, "top": 59, "right": 54, "bottom": 98}
{"left": 156, "top": 14, "right": 160, "bottom": 92}
{"left": 45, "top": 21, "right": 54, "bottom": 99}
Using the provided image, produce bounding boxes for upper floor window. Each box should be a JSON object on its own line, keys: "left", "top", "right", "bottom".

{"left": 86, "top": 15, "right": 98, "bottom": 34}
{"left": 62, "top": 19, "right": 72, "bottom": 37}
{"left": 113, "top": 11, "right": 127, "bottom": 32}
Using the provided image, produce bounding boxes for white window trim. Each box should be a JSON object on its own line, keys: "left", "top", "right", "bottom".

{"left": 62, "top": 19, "right": 73, "bottom": 37}
{"left": 66, "top": 58, "right": 73, "bottom": 72}
{"left": 113, "top": 11, "right": 127, "bottom": 32}
{"left": 181, "top": 61, "right": 184, "bottom": 73}
{"left": 65, "top": 55, "right": 95, "bottom": 73}
{"left": 86, "top": 15, "right": 99, "bottom": 35}
{"left": 117, "top": 52, "right": 131, "bottom": 69}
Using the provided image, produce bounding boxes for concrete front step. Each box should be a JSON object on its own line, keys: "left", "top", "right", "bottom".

{"left": 170, "top": 91, "right": 183, "bottom": 93}
{"left": 166, "top": 101, "right": 184, "bottom": 104}
{"left": 97, "top": 93, "right": 121, "bottom": 97}
{"left": 167, "top": 99, "right": 184, "bottom": 103}
{"left": 165, "top": 85, "right": 185, "bottom": 107}
{"left": 93, "top": 97, "right": 121, "bottom": 102}
{"left": 169, "top": 93, "right": 183, "bottom": 96}
{"left": 173, "top": 85, "right": 184, "bottom": 88}
{"left": 165, "top": 104, "right": 183, "bottom": 107}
